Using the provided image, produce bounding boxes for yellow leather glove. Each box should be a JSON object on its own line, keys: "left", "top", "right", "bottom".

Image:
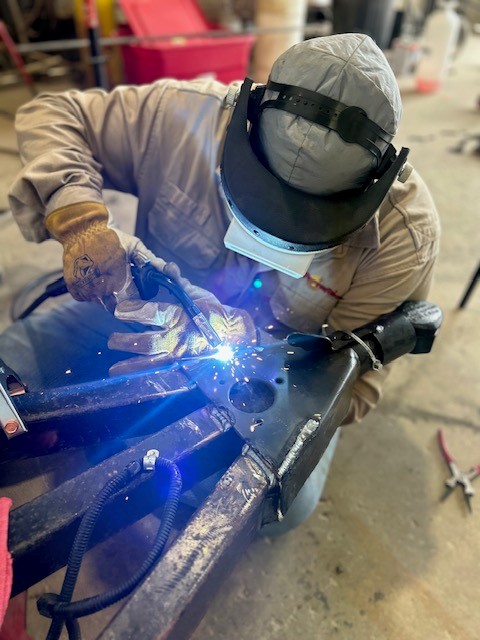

{"left": 108, "top": 263, "right": 257, "bottom": 376}
{"left": 45, "top": 202, "right": 164, "bottom": 310}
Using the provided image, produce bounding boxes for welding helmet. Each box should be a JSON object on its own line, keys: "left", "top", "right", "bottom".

{"left": 221, "top": 34, "right": 409, "bottom": 278}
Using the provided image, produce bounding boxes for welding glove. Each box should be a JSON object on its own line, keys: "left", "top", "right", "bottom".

{"left": 108, "top": 263, "right": 257, "bottom": 376}
{"left": 45, "top": 201, "right": 164, "bottom": 311}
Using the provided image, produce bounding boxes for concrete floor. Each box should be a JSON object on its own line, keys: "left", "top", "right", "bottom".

{"left": 0, "top": 34, "right": 479, "bottom": 640}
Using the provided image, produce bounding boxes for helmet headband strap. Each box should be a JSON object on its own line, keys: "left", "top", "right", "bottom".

{"left": 259, "top": 79, "right": 394, "bottom": 166}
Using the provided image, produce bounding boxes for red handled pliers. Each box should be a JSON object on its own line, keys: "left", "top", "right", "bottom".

{"left": 438, "top": 429, "right": 480, "bottom": 512}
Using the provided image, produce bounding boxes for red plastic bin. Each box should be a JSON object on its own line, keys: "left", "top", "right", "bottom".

{"left": 116, "top": 0, "right": 255, "bottom": 85}
{"left": 118, "top": 26, "right": 255, "bottom": 84}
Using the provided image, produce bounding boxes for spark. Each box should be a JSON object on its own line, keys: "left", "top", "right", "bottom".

{"left": 214, "top": 344, "right": 235, "bottom": 362}
{"left": 250, "top": 419, "right": 264, "bottom": 432}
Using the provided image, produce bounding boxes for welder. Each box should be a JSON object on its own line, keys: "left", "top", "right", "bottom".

{"left": 1, "top": 34, "right": 440, "bottom": 534}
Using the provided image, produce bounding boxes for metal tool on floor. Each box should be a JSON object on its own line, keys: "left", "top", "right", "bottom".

{"left": 438, "top": 428, "right": 480, "bottom": 512}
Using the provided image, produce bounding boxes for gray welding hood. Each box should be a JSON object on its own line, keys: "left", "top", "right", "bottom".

{"left": 220, "top": 35, "right": 410, "bottom": 277}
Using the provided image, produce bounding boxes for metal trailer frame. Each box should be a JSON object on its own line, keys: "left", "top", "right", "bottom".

{"left": 1, "top": 301, "right": 442, "bottom": 639}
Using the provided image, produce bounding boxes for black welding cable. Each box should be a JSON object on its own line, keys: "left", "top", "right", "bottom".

{"left": 11, "top": 272, "right": 67, "bottom": 321}
{"left": 65, "top": 618, "right": 81, "bottom": 640}
{"left": 38, "top": 457, "right": 182, "bottom": 640}
{"left": 40, "top": 460, "right": 143, "bottom": 640}
{"left": 60, "top": 458, "right": 182, "bottom": 618}
{"left": 0, "top": 147, "right": 19, "bottom": 156}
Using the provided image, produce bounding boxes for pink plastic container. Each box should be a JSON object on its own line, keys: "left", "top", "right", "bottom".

{"left": 117, "top": 0, "right": 255, "bottom": 84}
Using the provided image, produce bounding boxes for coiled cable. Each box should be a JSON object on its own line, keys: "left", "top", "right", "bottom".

{"left": 37, "top": 455, "right": 182, "bottom": 640}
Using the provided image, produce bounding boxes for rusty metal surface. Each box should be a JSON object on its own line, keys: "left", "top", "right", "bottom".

{"left": 99, "top": 454, "right": 270, "bottom": 640}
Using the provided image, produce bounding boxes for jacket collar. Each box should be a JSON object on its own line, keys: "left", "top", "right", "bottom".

{"left": 343, "top": 212, "right": 380, "bottom": 249}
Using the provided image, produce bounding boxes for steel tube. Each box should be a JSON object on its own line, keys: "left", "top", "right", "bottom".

{"left": 98, "top": 455, "right": 270, "bottom": 640}
{"left": 8, "top": 404, "right": 241, "bottom": 596}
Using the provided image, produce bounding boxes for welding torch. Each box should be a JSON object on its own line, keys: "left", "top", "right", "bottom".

{"left": 131, "top": 262, "right": 222, "bottom": 349}
{"left": 11, "top": 261, "right": 222, "bottom": 349}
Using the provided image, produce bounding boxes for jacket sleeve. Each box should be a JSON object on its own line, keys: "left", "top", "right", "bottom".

{"left": 8, "top": 82, "right": 170, "bottom": 242}
{"left": 332, "top": 260, "right": 437, "bottom": 425}
{"left": 328, "top": 185, "right": 440, "bottom": 425}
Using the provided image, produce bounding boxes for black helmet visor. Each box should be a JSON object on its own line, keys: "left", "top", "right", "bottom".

{"left": 221, "top": 78, "right": 409, "bottom": 252}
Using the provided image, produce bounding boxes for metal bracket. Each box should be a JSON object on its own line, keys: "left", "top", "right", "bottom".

{"left": 0, "top": 362, "right": 27, "bottom": 439}
{"left": 142, "top": 448, "right": 160, "bottom": 471}
{"left": 0, "top": 383, "right": 27, "bottom": 439}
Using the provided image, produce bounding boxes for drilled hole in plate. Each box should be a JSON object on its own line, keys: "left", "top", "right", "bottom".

{"left": 229, "top": 379, "right": 275, "bottom": 413}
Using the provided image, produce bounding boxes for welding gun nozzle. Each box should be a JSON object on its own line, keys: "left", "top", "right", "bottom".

{"left": 191, "top": 313, "right": 222, "bottom": 348}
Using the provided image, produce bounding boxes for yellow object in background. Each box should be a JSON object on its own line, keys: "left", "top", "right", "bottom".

{"left": 73, "top": 0, "right": 124, "bottom": 87}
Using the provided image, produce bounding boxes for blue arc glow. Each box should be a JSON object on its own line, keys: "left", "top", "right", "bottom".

{"left": 214, "top": 344, "right": 235, "bottom": 362}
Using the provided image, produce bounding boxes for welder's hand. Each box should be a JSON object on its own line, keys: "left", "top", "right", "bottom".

{"left": 45, "top": 202, "right": 165, "bottom": 311}
{"left": 107, "top": 264, "right": 257, "bottom": 376}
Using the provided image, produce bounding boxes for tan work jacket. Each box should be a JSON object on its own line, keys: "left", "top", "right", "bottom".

{"left": 8, "top": 78, "right": 441, "bottom": 423}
